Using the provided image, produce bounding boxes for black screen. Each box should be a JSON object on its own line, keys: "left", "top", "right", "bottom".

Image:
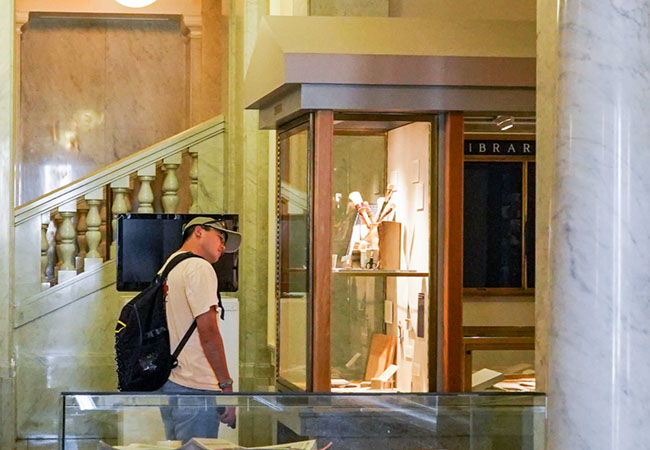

{"left": 463, "top": 162, "right": 523, "bottom": 288}
{"left": 116, "top": 213, "right": 239, "bottom": 292}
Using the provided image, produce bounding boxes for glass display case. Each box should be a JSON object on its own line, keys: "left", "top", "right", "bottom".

{"left": 276, "top": 113, "right": 437, "bottom": 392}
{"left": 60, "top": 392, "right": 546, "bottom": 450}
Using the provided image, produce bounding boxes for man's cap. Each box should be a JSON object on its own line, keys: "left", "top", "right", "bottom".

{"left": 182, "top": 217, "right": 241, "bottom": 253}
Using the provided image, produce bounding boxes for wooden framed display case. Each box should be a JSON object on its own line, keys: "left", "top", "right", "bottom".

{"left": 244, "top": 16, "right": 538, "bottom": 393}
{"left": 275, "top": 112, "right": 438, "bottom": 393}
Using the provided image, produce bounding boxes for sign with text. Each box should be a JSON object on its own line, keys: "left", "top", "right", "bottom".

{"left": 465, "top": 140, "right": 535, "bottom": 156}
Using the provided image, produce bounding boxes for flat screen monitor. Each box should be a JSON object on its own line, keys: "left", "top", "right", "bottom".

{"left": 116, "top": 213, "right": 239, "bottom": 292}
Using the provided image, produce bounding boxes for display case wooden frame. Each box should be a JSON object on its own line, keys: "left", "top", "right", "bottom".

{"left": 275, "top": 112, "right": 440, "bottom": 392}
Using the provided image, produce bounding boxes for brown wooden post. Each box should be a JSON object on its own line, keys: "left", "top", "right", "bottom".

{"left": 442, "top": 112, "right": 464, "bottom": 392}
{"left": 311, "top": 111, "right": 333, "bottom": 392}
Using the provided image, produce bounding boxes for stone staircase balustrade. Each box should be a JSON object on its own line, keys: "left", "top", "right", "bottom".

{"left": 13, "top": 115, "right": 225, "bottom": 295}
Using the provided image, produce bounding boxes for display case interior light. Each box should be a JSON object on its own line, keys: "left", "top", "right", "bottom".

{"left": 115, "top": 0, "right": 157, "bottom": 7}
{"left": 494, "top": 115, "right": 515, "bottom": 131}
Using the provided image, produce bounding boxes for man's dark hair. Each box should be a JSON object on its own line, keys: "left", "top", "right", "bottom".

{"left": 182, "top": 225, "right": 200, "bottom": 243}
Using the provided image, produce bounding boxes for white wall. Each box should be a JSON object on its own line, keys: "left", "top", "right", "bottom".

{"left": 386, "top": 122, "right": 431, "bottom": 392}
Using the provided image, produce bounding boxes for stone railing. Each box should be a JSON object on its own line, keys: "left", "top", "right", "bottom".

{"left": 14, "top": 115, "right": 225, "bottom": 301}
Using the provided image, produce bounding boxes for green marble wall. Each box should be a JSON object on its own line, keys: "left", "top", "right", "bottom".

{"left": 197, "top": 131, "right": 228, "bottom": 213}
{"left": 225, "top": 0, "right": 274, "bottom": 394}
{"left": 310, "top": 0, "right": 389, "bottom": 16}
{"left": 223, "top": 1, "right": 275, "bottom": 445}
{"left": 0, "top": 0, "right": 15, "bottom": 447}
{"left": 15, "top": 267, "right": 122, "bottom": 442}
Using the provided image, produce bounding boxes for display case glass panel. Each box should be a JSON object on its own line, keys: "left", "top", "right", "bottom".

{"left": 329, "top": 117, "right": 434, "bottom": 393}
{"left": 277, "top": 121, "right": 311, "bottom": 390}
{"left": 60, "top": 392, "right": 546, "bottom": 450}
{"left": 470, "top": 349, "right": 536, "bottom": 392}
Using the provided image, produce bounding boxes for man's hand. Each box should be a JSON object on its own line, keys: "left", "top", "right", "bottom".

{"left": 219, "top": 385, "right": 235, "bottom": 428}
{"left": 219, "top": 406, "right": 236, "bottom": 428}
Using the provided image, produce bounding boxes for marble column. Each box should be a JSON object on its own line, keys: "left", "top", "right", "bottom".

{"left": 0, "top": 0, "right": 15, "bottom": 446}
{"left": 535, "top": 0, "right": 559, "bottom": 394}
{"left": 226, "top": 0, "right": 274, "bottom": 392}
{"left": 547, "top": 1, "right": 650, "bottom": 448}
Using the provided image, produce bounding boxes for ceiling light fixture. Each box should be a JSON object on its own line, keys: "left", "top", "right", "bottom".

{"left": 115, "top": 0, "right": 157, "bottom": 8}
{"left": 494, "top": 115, "right": 515, "bottom": 131}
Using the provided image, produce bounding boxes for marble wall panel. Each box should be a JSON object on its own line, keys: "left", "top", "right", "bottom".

{"left": 15, "top": 283, "right": 122, "bottom": 439}
{"left": 225, "top": 0, "right": 276, "bottom": 392}
{"left": 104, "top": 19, "right": 188, "bottom": 160}
{"left": 195, "top": 0, "right": 228, "bottom": 124}
{"left": 19, "top": 18, "right": 107, "bottom": 204}
{"left": 311, "top": 0, "right": 389, "bottom": 16}
{"left": 196, "top": 133, "right": 227, "bottom": 213}
{"left": 19, "top": 16, "right": 189, "bottom": 205}
{"left": 0, "top": 0, "right": 15, "bottom": 446}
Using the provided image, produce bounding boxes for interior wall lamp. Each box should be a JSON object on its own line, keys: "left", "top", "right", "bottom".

{"left": 115, "top": 0, "right": 157, "bottom": 7}
{"left": 494, "top": 115, "right": 515, "bottom": 131}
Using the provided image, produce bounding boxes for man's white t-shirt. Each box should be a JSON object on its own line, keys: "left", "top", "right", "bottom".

{"left": 162, "top": 251, "right": 221, "bottom": 390}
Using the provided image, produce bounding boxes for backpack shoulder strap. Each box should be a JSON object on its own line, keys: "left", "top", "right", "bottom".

{"left": 159, "top": 252, "right": 204, "bottom": 281}
{"left": 172, "top": 320, "right": 197, "bottom": 359}
{"left": 172, "top": 292, "right": 224, "bottom": 358}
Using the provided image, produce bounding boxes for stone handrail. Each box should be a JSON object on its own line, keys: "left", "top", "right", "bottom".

{"left": 15, "top": 115, "right": 225, "bottom": 226}
{"left": 13, "top": 114, "right": 225, "bottom": 293}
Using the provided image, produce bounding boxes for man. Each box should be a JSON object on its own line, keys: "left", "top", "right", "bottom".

{"left": 157, "top": 217, "right": 241, "bottom": 442}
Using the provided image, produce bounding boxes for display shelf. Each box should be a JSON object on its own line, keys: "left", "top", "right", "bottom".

{"left": 332, "top": 269, "right": 429, "bottom": 277}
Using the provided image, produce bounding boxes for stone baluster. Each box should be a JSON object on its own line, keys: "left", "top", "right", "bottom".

{"left": 189, "top": 150, "right": 200, "bottom": 213}
{"left": 111, "top": 176, "right": 131, "bottom": 258}
{"left": 45, "top": 212, "right": 56, "bottom": 283}
{"left": 76, "top": 201, "right": 88, "bottom": 272}
{"left": 57, "top": 200, "right": 77, "bottom": 284}
{"left": 137, "top": 164, "right": 156, "bottom": 213}
{"left": 99, "top": 200, "right": 107, "bottom": 261}
{"left": 162, "top": 154, "right": 181, "bottom": 213}
{"left": 84, "top": 188, "right": 104, "bottom": 271}
{"left": 41, "top": 213, "right": 50, "bottom": 289}
{"left": 53, "top": 212, "right": 63, "bottom": 276}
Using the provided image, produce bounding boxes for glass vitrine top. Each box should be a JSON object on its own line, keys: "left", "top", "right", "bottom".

{"left": 61, "top": 392, "right": 545, "bottom": 450}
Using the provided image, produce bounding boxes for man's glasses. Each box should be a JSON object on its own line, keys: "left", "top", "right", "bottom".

{"left": 202, "top": 221, "right": 228, "bottom": 244}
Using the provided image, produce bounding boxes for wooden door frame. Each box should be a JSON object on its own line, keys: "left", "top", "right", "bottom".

{"left": 311, "top": 110, "right": 333, "bottom": 391}
{"left": 442, "top": 112, "right": 464, "bottom": 392}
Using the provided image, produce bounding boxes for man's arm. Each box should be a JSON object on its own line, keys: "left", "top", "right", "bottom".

{"left": 196, "top": 306, "right": 236, "bottom": 427}
{"left": 196, "top": 306, "right": 232, "bottom": 391}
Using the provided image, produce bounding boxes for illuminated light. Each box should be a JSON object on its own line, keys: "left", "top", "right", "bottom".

{"left": 494, "top": 115, "right": 515, "bottom": 131}
{"left": 115, "top": 0, "right": 157, "bottom": 8}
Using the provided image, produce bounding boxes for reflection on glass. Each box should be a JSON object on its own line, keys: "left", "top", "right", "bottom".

{"left": 331, "top": 134, "right": 387, "bottom": 384}
{"left": 471, "top": 349, "right": 536, "bottom": 392}
{"left": 61, "top": 392, "right": 546, "bottom": 449}
{"left": 278, "top": 123, "right": 310, "bottom": 390}
{"left": 329, "top": 122, "right": 432, "bottom": 393}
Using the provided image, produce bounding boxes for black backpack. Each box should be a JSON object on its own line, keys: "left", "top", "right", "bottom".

{"left": 115, "top": 252, "right": 206, "bottom": 391}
